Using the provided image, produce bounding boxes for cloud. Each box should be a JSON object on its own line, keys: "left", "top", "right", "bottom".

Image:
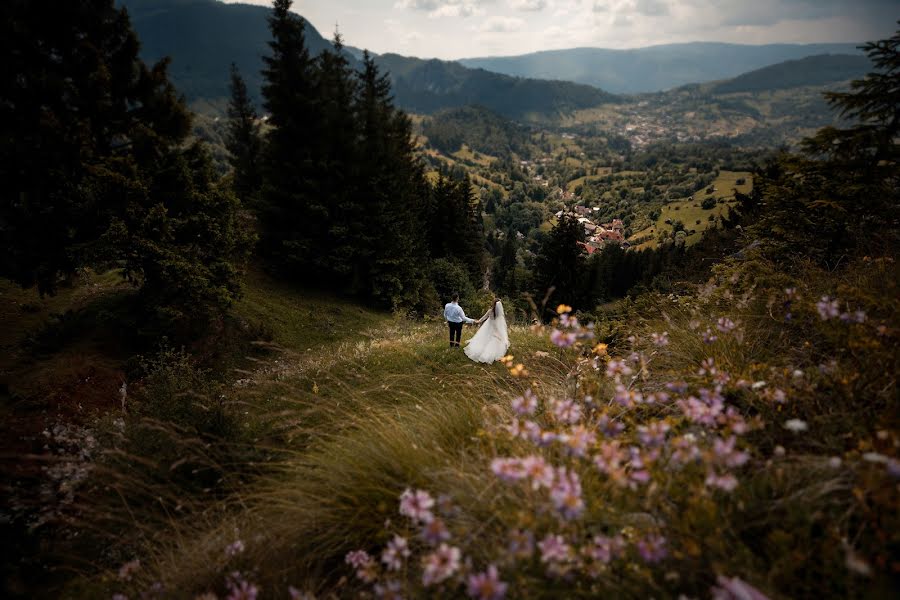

{"left": 395, "top": 0, "right": 491, "bottom": 18}
{"left": 592, "top": 0, "right": 668, "bottom": 16}
{"left": 479, "top": 15, "right": 527, "bottom": 31}
{"left": 508, "top": 0, "right": 548, "bottom": 10}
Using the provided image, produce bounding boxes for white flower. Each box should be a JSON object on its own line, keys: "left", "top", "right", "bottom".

{"left": 783, "top": 419, "right": 808, "bottom": 432}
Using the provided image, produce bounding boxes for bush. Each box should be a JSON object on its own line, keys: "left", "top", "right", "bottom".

{"left": 701, "top": 197, "right": 717, "bottom": 209}
{"left": 429, "top": 258, "right": 477, "bottom": 311}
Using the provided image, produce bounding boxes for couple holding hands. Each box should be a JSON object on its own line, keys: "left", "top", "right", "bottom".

{"left": 444, "top": 294, "right": 509, "bottom": 363}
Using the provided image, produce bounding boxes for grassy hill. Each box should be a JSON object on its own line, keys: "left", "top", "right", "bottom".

{"left": 709, "top": 54, "right": 872, "bottom": 94}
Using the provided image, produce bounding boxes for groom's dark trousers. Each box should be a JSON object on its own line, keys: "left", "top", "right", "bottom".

{"left": 448, "top": 321, "right": 463, "bottom": 347}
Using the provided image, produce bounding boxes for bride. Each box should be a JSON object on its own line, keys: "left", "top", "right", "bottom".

{"left": 464, "top": 297, "right": 510, "bottom": 363}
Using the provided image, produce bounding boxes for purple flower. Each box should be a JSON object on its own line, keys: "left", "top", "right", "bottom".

{"left": 399, "top": 488, "right": 435, "bottom": 523}
{"left": 702, "top": 328, "right": 718, "bottom": 344}
{"left": 345, "top": 550, "right": 372, "bottom": 569}
{"left": 491, "top": 457, "right": 526, "bottom": 482}
{"left": 605, "top": 359, "right": 633, "bottom": 379}
{"left": 538, "top": 534, "right": 572, "bottom": 564}
{"left": 550, "top": 467, "right": 584, "bottom": 520}
{"left": 225, "top": 540, "right": 245, "bottom": 558}
{"left": 637, "top": 420, "right": 670, "bottom": 448}
{"left": 716, "top": 317, "right": 736, "bottom": 333}
{"left": 374, "top": 580, "right": 403, "bottom": 600}
{"left": 670, "top": 434, "right": 701, "bottom": 465}
{"left": 511, "top": 389, "right": 538, "bottom": 415}
{"left": 550, "top": 329, "right": 577, "bottom": 348}
{"left": 597, "top": 414, "right": 625, "bottom": 437}
{"left": 561, "top": 425, "right": 596, "bottom": 458}
{"left": 421, "top": 518, "right": 451, "bottom": 545}
{"left": 583, "top": 534, "right": 626, "bottom": 564}
{"left": 225, "top": 572, "right": 259, "bottom": 600}
{"left": 712, "top": 436, "right": 749, "bottom": 468}
{"left": 422, "top": 544, "right": 462, "bottom": 586}
{"left": 614, "top": 384, "right": 642, "bottom": 408}
{"left": 705, "top": 471, "right": 739, "bottom": 492}
{"left": 650, "top": 331, "right": 669, "bottom": 346}
{"left": 635, "top": 534, "right": 667, "bottom": 563}
{"left": 381, "top": 535, "right": 411, "bottom": 571}
{"left": 551, "top": 398, "right": 582, "bottom": 424}
{"left": 665, "top": 381, "right": 689, "bottom": 394}
{"left": 521, "top": 455, "right": 555, "bottom": 489}
{"left": 466, "top": 565, "right": 508, "bottom": 600}
{"left": 816, "top": 296, "right": 840, "bottom": 320}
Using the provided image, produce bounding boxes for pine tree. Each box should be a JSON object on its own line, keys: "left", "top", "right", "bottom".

{"left": 494, "top": 234, "right": 519, "bottom": 297}
{"left": 0, "top": 0, "right": 252, "bottom": 331}
{"left": 226, "top": 63, "right": 263, "bottom": 206}
{"left": 532, "top": 214, "right": 586, "bottom": 315}
{"left": 259, "top": 0, "right": 324, "bottom": 276}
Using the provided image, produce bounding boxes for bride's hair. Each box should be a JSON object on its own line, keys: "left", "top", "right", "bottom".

{"left": 492, "top": 297, "right": 500, "bottom": 318}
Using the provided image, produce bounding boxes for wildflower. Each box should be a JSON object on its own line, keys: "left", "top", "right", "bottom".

{"left": 511, "top": 389, "right": 538, "bottom": 416}
{"left": 225, "top": 572, "right": 259, "bottom": 600}
{"left": 288, "top": 587, "right": 314, "bottom": 600}
{"left": 828, "top": 456, "right": 842, "bottom": 468}
{"left": 374, "top": 580, "right": 404, "bottom": 599}
{"left": 637, "top": 420, "right": 670, "bottom": 448}
{"left": 597, "top": 414, "right": 624, "bottom": 437}
{"left": 650, "top": 331, "right": 669, "bottom": 346}
{"left": 225, "top": 540, "right": 245, "bottom": 558}
{"left": 711, "top": 575, "right": 771, "bottom": 600}
{"left": 716, "top": 317, "right": 736, "bottom": 333}
{"left": 550, "top": 468, "right": 584, "bottom": 520}
{"left": 346, "top": 550, "right": 377, "bottom": 582}
{"left": 816, "top": 296, "right": 840, "bottom": 320}
{"left": 783, "top": 419, "right": 808, "bottom": 433}
{"left": 627, "top": 448, "right": 652, "bottom": 486}
{"left": 561, "top": 425, "right": 596, "bottom": 457}
{"left": 705, "top": 471, "right": 739, "bottom": 492}
{"left": 538, "top": 534, "right": 572, "bottom": 564}
{"left": 605, "top": 359, "right": 633, "bottom": 379}
{"left": 466, "top": 565, "right": 508, "bottom": 600}
{"left": 399, "top": 488, "right": 435, "bottom": 523}
{"left": 712, "top": 436, "right": 749, "bottom": 468}
{"left": 636, "top": 534, "right": 667, "bottom": 563}
{"left": 665, "top": 381, "right": 689, "bottom": 394}
{"left": 521, "top": 420, "right": 543, "bottom": 444}
{"left": 491, "top": 457, "right": 526, "bottom": 482}
{"left": 670, "top": 434, "right": 701, "bottom": 465}
{"left": 521, "top": 455, "right": 555, "bottom": 489}
{"left": 583, "top": 534, "right": 626, "bottom": 564}
{"left": 644, "top": 390, "right": 671, "bottom": 405}
{"left": 698, "top": 358, "right": 717, "bottom": 376}
{"left": 678, "top": 393, "right": 724, "bottom": 427}
{"left": 751, "top": 380, "right": 767, "bottom": 390}
{"left": 592, "top": 342, "right": 608, "bottom": 355}
{"left": 613, "top": 384, "right": 642, "bottom": 408}
{"left": 421, "top": 518, "right": 451, "bottom": 545}
{"left": 718, "top": 406, "right": 750, "bottom": 435}
{"left": 551, "top": 398, "right": 582, "bottom": 424}
{"left": 117, "top": 559, "right": 140, "bottom": 581}
{"left": 422, "top": 544, "right": 462, "bottom": 586}
{"left": 887, "top": 459, "right": 900, "bottom": 479}
{"left": 556, "top": 304, "right": 573, "bottom": 315}
{"left": 507, "top": 529, "right": 535, "bottom": 559}
{"left": 702, "top": 328, "right": 718, "bottom": 344}
{"left": 550, "top": 329, "right": 577, "bottom": 348}
{"left": 509, "top": 363, "right": 528, "bottom": 377}
{"left": 381, "top": 535, "right": 411, "bottom": 571}
{"left": 763, "top": 388, "right": 787, "bottom": 404}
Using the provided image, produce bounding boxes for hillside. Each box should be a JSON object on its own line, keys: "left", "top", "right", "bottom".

{"left": 709, "top": 53, "right": 872, "bottom": 94}
{"left": 459, "top": 42, "right": 864, "bottom": 94}
{"left": 420, "top": 106, "right": 533, "bottom": 157}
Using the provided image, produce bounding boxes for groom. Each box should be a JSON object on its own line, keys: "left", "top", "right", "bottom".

{"left": 444, "top": 294, "right": 476, "bottom": 348}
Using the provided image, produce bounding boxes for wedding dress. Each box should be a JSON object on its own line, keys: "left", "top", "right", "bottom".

{"left": 464, "top": 301, "right": 510, "bottom": 363}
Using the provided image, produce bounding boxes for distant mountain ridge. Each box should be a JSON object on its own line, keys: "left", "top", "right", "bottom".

{"left": 459, "top": 42, "right": 864, "bottom": 94}
{"left": 120, "top": 0, "right": 617, "bottom": 121}
{"left": 707, "top": 54, "right": 871, "bottom": 95}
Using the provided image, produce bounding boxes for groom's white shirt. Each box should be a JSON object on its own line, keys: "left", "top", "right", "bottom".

{"left": 444, "top": 301, "right": 475, "bottom": 324}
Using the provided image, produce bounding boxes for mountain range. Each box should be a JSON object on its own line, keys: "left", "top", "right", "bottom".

{"left": 459, "top": 42, "right": 865, "bottom": 94}
{"left": 121, "top": 0, "right": 872, "bottom": 124}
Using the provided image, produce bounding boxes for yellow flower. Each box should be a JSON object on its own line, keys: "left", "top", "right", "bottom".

{"left": 312, "top": 382, "right": 319, "bottom": 394}
{"left": 593, "top": 343, "right": 609, "bottom": 355}
{"left": 510, "top": 364, "right": 529, "bottom": 377}
{"left": 556, "top": 304, "right": 573, "bottom": 315}
{"left": 500, "top": 354, "right": 514, "bottom": 366}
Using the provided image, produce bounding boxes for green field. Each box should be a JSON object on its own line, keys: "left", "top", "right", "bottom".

{"left": 629, "top": 170, "right": 753, "bottom": 249}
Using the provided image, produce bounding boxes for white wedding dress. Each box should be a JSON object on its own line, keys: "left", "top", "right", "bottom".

{"left": 464, "top": 301, "right": 510, "bottom": 363}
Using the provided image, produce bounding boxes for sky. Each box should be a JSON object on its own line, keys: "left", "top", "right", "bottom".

{"left": 222, "top": 0, "right": 899, "bottom": 59}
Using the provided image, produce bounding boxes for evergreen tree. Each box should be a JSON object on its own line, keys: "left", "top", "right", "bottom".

{"left": 259, "top": 0, "right": 324, "bottom": 276}
{"left": 0, "top": 0, "right": 251, "bottom": 331}
{"left": 532, "top": 214, "right": 586, "bottom": 316}
{"left": 494, "top": 234, "right": 519, "bottom": 298}
{"left": 226, "top": 63, "right": 263, "bottom": 206}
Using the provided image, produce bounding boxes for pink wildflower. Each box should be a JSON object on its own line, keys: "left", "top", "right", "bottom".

{"left": 712, "top": 436, "right": 749, "bottom": 468}
{"left": 583, "top": 534, "right": 626, "bottom": 564}
{"left": 491, "top": 457, "right": 526, "bottom": 482}
{"left": 670, "top": 434, "right": 701, "bottom": 465}
{"left": 421, "top": 518, "right": 451, "bottom": 545}
{"left": 705, "top": 471, "right": 739, "bottom": 492}
{"left": 816, "top": 296, "right": 840, "bottom": 320}
{"left": 550, "top": 467, "right": 584, "bottom": 520}
{"left": 716, "top": 317, "right": 736, "bottom": 333}
{"left": 521, "top": 455, "right": 555, "bottom": 489}
{"left": 117, "top": 559, "right": 140, "bottom": 581}
{"left": 635, "top": 534, "right": 667, "bottom": 563}
{"left": 550, "top": 328, "right": 577, "bottom": 348}
{"left": 561, "top": 425, "right": 596, "bottom": 457}
{"left": 597, "top": 413, "right": 625, "bottom": 437}
{"left": 551, "top": 398, "right": 582, "bottom": 424}
{"left": 381, "top": 535, "right": 410, "bottom": 571}
{"left": 650, "top": 331, "right": 669, "bottom": 346}
{"left": 605, "top": 359, "right": 633, "bottom": 379}
{"left": 637, "top": 420, "right": 670, "bottom": 448}
{"left": 225, "top": 540, "right": 245, "bottom": 558}
{"left": 225, "top": 572, "right": 259, "bottom": 600}
{"left": 399, "top": 488, "right": 435, "bottom": 523}
{"left": 422, "top": 544, "right": 462, "bottom": 586}
{"left": 345, "top": 550, "right": 372, "bottom": 569}
{"left": 702, "top": 328, "right": 718, "bottom": 343}
{"left": 511, "top": 389, "right": 538, "bottom": 415}
{"left": 466, "top": 565, "right": 508, "bottom": 600}
{"left": 373, "top": 580, "right": 403, "bottom": 599}
{"left": 538, "top": 534, "right": 572, "bottom": 564}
